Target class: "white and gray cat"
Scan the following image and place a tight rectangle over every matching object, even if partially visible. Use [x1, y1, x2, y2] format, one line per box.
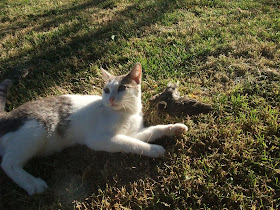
[0, 63, 188, 195]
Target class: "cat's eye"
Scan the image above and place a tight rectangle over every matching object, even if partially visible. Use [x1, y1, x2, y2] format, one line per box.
[104, 88, 110, 94]
[118, 85, 126, 92]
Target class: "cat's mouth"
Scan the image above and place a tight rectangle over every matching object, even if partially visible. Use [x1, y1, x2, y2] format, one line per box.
[109, 101, 122, 109]
[110, 102, 130, 112]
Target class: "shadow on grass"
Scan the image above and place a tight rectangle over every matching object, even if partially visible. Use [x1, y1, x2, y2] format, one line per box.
[257, 0, 280, 7]
[1, 0, 185, 100]
[0, 0, 104, 38]
[0, 143, 173, 209]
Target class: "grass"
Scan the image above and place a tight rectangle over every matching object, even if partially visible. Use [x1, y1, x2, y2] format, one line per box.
[0, 0, 280, 209]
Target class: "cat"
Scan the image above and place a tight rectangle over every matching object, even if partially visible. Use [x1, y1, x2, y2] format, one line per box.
[0, 63, 188, 195]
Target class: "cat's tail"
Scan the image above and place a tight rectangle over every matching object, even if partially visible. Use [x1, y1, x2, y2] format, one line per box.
[0, 79, 13, 112]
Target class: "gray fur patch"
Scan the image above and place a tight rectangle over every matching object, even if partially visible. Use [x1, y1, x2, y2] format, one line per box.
[111, 74, 140, 90]
[0, 96, 72, 138]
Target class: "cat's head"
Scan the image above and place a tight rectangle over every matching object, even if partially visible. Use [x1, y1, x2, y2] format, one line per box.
[101, 63, 142, 113]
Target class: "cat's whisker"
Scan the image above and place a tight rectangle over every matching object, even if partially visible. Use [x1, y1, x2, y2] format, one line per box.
[122, 102, 134, 113]
[122, 96, 137, 101]
[121, 104, 127, 112]
[122, 99, 137, 105]
[124, 100, 136, 109]
[120, 99, 136, 113]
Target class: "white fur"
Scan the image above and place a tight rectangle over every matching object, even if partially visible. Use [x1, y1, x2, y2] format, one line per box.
[0, 64, 188, 195]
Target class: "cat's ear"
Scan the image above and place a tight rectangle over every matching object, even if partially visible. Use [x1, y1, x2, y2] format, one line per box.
[128, 63, 142, 84]
[101, 67, 113, 81]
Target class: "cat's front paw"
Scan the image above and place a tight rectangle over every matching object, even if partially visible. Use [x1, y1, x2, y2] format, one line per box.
[167, 123, 188, 136]
[26, 178, 48, 196]
[147, 145, 166, 158]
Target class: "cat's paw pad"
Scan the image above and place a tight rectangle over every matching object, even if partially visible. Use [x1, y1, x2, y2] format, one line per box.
[26, 178, 48, 195]
[148, 145, 166, 158]
[167, 123, 188, 136]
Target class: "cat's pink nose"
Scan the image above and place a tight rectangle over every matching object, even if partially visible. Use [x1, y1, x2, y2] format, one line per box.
[109, 97, 115, 104]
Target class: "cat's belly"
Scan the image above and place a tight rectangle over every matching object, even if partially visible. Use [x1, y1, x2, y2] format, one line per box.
[36, 133, 75, 156]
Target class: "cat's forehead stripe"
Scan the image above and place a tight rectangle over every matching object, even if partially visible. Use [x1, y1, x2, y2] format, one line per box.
[111, 80, 119, 86]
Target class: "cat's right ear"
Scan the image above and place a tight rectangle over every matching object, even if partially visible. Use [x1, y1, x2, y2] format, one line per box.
[101, 67, 112, 82]
[128, 63, 142, 84]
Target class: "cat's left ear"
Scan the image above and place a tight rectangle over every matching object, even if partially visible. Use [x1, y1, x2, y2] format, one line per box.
[128, 63, 142, 84]
[101, 67, 113, 81]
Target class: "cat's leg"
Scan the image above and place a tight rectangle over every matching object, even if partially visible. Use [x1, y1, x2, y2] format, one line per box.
[86, 135, 166, 158]
[1, 157, 48, 195]
[1, 121, 48, 195]
[133, 123, 188, 142]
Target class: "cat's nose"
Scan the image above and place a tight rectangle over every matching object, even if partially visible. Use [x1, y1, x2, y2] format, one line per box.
[109, 97, 115, 104]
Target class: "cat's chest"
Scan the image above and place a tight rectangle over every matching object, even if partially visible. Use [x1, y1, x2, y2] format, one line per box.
[101, 109, 123, 130]
[98, 109, 139, 134]
[115, 112, 143, 136]
[78, 110, 141, 138]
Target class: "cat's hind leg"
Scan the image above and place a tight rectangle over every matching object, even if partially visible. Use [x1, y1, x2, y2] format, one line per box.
[1, 158, 48, 195]
[133, 123, 188, 142]
[1, 120, 48, 195]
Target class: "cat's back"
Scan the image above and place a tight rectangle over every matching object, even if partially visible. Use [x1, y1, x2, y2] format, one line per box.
[0, 96, 69, 137]
[65, 94, 102, 111]
[0, 94, 102, 138]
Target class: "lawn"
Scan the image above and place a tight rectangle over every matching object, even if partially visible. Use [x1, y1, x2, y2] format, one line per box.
[0, 0, 279, 209]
